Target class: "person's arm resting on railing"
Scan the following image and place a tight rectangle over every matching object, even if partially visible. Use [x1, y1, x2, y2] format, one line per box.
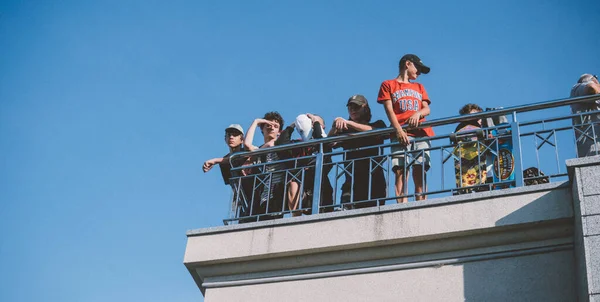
[406, 100, 431, 128]
[337, 118, 374, 132]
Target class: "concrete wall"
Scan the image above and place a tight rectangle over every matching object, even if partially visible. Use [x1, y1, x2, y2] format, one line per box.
[204, 250, 573, 302]
[568, 155, 600, 302]
[185, 179, 580, 301]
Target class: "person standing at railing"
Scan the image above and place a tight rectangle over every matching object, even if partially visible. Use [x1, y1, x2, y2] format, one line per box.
[276, 113, 334, 215]
[244, 112, 286, 220]
[452, 104, 489, 193]
[570, 74, 600, 158]
[377, 54, 434, 203]
[329, 95, 387, 209]
[202, 124, 255, 222]
[202, 124, 246, 174]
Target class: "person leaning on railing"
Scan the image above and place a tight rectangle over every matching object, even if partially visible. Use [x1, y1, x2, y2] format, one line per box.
[377, 54, 434, 203]
[202, 124, 246, 174]
[275, 113, 334, 216]
[570, 74, 600, 158]
[328, 95, 387, 209]
[244, 112, 287, 221]
[202, 124, 255, 222]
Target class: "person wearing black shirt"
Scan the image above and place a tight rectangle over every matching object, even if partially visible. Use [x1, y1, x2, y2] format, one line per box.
[329, 95, 387, 209]
[203, 124, 255, 222]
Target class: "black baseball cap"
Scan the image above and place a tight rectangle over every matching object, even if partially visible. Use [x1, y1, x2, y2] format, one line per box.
[347, 94, 368, 106]
[399, 54, 430, 74]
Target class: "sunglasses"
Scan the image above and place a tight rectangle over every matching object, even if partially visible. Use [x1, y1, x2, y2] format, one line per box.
[225, 131, 242, 137]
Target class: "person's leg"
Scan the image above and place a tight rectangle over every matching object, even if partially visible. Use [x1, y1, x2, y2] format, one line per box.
[267, 183, 285, 220]
[394, 168, 409, 203]
[340, 177, 352, 209]
[287, 181, 302, 216]
[574, 120, 600, 158]
[412, 165, 426, 200]
[351, 160, 377, 208]
[372, 167, 387, 206]
[319, 172, 335, 213]
[391, 139, 410, 203]
[411, 140, 431, 201]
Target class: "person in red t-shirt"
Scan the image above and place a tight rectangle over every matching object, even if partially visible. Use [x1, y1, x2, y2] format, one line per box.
[377, 54, 434, 203]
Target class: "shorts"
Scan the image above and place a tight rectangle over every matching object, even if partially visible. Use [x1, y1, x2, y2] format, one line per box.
[391, 137, 431, 172]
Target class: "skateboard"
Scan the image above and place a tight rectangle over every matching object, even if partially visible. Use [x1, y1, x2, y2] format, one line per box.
[450, 125, 487, 194]
[489, 124, 515, 189]
[482, 108, 516, 189]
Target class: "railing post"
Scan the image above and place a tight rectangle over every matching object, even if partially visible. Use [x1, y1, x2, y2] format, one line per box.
[311, 144, 324, 214]
[511, 113, 525, 187]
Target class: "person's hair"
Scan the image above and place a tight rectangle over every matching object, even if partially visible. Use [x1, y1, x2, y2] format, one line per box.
[578, 73, 597, 83]
[399, 59, 409, 72]
[260, 111, 284, 130]
[349, 104, 372, 123]
[459, 103, 483, 115]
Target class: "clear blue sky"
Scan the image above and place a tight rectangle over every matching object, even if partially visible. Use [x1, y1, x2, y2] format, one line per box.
[1, 0, 598, 301]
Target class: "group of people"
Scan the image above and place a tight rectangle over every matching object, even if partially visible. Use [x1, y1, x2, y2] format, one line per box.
[203, 52, 600, 222]
[203, 54, 434, 220]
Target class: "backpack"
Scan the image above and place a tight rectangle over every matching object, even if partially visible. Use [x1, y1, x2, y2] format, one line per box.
[523, 167, 549, 186]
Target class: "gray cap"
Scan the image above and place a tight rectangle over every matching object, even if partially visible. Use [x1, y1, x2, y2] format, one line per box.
[578, 73, 598, 83]
[225, 124, 244, 135]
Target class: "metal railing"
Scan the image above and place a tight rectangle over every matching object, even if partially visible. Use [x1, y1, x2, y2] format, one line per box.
[223, 94, 600, 224]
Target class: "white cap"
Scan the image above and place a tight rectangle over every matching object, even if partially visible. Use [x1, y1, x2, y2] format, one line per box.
[225, 124, 244, 135]
[295, 114, 313, 142]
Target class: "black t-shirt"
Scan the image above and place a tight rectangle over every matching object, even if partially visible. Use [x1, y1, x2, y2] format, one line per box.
[336, 120, 387, 160]
[218, 149, 253, 185]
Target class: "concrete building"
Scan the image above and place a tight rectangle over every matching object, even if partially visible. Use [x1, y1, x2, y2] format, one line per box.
[184, 156, 600, 302]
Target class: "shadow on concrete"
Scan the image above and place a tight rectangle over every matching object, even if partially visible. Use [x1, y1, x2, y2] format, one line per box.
[462, 189, 575, 301]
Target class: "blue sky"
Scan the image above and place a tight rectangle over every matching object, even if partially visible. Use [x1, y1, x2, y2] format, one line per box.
[1, 0, 599, 301]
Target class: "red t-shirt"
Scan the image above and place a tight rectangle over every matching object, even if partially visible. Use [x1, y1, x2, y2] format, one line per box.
[377, 80, 435, 137]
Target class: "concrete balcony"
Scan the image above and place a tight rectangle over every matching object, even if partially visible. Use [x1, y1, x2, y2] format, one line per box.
[184, 156, 600, 301]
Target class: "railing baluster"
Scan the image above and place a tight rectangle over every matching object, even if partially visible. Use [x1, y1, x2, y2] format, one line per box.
[511, 115, 525, 187]
[311, 143, 324, 215]
[554, 130, 560, 174]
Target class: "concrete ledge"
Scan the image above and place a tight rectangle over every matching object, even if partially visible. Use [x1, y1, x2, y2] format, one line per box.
[202, 243, 573, 288]
[198, 233, 573, 285]
[187, 181, 569, 236]
[566, 155, 600, 169]
[184, 184, 572, 266]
